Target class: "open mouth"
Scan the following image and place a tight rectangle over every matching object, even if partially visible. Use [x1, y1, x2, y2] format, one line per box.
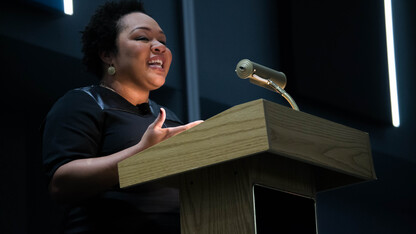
[148, 59, 163, 69]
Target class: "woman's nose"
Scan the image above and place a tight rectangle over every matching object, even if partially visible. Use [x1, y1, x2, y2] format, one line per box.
[151, 40, 166, 54]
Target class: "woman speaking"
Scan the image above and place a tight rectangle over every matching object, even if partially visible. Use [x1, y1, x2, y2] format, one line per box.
[42, 1, 202, 233]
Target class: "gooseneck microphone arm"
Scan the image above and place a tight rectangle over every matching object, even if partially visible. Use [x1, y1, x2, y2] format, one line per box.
[254, 74, 299, 111]
[235, 59, 299, 111]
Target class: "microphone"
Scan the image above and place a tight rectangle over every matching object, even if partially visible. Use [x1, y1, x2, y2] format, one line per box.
[235, 59, 299, 111]
[235, 59, 287, 91]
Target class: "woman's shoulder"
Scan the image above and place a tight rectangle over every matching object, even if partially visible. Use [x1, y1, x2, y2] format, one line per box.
[54, 85, 121, 110]
[46, 85, 104, 119]
[53, 85, 100, 107]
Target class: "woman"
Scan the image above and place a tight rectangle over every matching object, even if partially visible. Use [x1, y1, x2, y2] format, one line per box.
[42, 1, 202, 233]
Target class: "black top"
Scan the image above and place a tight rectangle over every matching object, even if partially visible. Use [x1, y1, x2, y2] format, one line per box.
[42, 85, 182, 234]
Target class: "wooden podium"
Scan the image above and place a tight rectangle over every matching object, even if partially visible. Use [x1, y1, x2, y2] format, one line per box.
[118, 99, 376, 234]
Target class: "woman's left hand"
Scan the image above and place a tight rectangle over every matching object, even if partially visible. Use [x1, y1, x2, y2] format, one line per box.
[138, 108, 203, 150]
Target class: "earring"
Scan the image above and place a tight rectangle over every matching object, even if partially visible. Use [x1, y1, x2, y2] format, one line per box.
[108, 64, 116, 75]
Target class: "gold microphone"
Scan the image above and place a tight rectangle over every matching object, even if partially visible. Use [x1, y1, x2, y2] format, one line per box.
[235, 59, 299, 111]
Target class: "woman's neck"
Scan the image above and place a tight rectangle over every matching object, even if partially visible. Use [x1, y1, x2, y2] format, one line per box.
[100, 79, 149, 105]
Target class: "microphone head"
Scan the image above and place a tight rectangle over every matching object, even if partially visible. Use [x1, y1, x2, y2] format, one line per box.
[235, 59, 254, 79]
[235, 59, 287, 90]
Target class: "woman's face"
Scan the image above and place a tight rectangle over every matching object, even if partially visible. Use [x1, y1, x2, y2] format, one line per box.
[112, 12, 172, 92]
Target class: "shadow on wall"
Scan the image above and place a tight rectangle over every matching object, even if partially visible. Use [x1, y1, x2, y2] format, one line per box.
[0, 34, 96, 234]
[317, 150, 416, 234]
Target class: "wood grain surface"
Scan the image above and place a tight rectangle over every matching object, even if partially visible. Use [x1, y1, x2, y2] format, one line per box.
[263, 100, 375, 180]
[119, 99, 375, 189]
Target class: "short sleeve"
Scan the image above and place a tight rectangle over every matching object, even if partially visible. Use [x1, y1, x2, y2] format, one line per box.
[42, 90, 104, 183]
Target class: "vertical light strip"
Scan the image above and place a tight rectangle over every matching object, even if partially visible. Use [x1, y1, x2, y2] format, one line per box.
[63, 0, 73, 15]
[182, 0, 201, 121]
[384, 0, 400, 127]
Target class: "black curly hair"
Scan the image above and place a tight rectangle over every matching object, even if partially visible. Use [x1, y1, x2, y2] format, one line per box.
[81, 0, 146, 79]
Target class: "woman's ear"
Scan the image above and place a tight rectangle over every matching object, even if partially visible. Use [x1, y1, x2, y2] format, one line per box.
[100, 51, 114, 65]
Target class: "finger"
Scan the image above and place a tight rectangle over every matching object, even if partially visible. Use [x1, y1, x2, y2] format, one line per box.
[184, 120, 204, 129]
[167, 120, 204, 137]
[152, 108, 166, 129]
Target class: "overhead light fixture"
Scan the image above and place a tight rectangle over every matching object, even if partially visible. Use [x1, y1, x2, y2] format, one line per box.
[63, 0, 73, 15]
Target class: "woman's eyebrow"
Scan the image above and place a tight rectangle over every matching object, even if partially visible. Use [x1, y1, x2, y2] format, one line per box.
[129, 26, 165, 35]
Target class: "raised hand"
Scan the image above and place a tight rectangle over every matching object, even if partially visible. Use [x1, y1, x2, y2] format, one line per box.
[138, 108, 203, 150]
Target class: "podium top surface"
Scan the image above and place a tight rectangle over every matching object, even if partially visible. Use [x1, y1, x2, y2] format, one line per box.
[118, 99, 375, 189]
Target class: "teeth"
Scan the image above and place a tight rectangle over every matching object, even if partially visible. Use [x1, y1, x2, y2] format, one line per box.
[148, 59, 163, 66]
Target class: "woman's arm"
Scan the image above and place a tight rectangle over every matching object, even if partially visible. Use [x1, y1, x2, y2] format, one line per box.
[49, 108, 203, 203]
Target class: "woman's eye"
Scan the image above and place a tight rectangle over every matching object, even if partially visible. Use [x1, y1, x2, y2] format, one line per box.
[135, 37, 149, 41]
[159, 41, 167, 45]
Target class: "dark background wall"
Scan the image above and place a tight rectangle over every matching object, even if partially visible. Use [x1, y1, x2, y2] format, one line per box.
[0, 0, 415, 233]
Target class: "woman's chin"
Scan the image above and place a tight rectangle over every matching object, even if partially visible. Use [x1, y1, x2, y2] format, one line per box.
[148, 79, 166, 91]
